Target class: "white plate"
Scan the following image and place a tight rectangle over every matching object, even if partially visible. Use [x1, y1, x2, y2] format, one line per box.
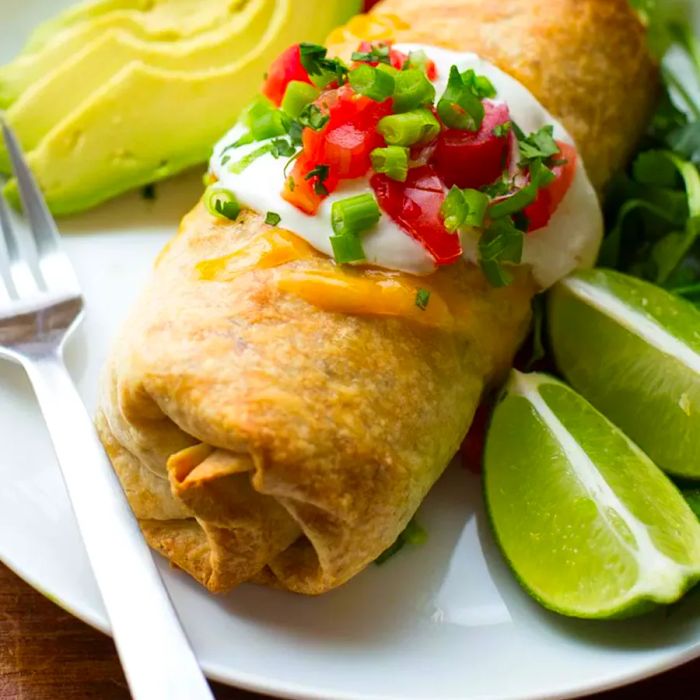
[1, 2, 700, 699]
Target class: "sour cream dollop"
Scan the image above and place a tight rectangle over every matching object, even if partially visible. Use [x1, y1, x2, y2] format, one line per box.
[210, 44, 603, 289]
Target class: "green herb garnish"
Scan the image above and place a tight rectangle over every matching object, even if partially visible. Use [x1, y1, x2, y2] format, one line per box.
[392, 69, 436, 113]
[349, 64, 395, 102]
[478, 217, 525, 287]
[375, 519, 428, 565]
[514, 123, 560, 164]
[493, 121, 512, 138]
[265, 211, 281, 226]
[415, 288, 431, 310]
[370, 145, 410, 182]
[204, 185, 240, 221]
[441, 186, 489, 232]
[377, 108, 440, 146]
[298, 103, 329, 131]
[304, 163, 331, 195]
[299, 43, 349, 87]
[602, 4, 700, 299]
[351, 43, 391, 65]
[437, 65, 486, 131]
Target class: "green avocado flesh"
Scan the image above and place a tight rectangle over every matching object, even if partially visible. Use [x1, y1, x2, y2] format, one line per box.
[1, 0, 261, 105]
[1, 0, 361, 215]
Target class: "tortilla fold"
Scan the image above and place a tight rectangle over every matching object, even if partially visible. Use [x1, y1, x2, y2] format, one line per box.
[98, 0, 657, 594]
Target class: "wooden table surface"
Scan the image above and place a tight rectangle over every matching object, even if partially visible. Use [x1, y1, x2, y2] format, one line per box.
[1, 562, 697, 700]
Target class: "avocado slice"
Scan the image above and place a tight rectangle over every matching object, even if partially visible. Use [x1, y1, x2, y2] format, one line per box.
[4, 0, 362, 216]
[0, 0, 276, 172]
[21, 0, 155, 55]
[0, 0, 257, 106]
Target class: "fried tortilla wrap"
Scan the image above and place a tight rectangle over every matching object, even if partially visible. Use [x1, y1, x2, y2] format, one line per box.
[97, 0, 658, 594]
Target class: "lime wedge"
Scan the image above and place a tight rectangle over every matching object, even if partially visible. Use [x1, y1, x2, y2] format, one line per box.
[548, 268, 700, 480]
[484, 371, 700, 619]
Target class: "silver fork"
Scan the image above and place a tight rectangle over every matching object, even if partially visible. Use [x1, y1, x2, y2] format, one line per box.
[0, 123, 214, 700]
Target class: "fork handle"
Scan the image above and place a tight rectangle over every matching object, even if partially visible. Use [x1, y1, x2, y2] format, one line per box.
[22, 350, 214, 700]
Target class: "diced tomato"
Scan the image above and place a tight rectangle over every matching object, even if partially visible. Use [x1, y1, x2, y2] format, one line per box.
[371, 165, 462, 265]
[262, 44, 314, 107]
[354, 41, 438, 80]
[432, 101, 511, 189]
[523, 141, 578, 232]
[283, 86, 391, 214]
[303, 86, 392, 179]
[364, 0, 382, 9]
[460, 403, 492, 474]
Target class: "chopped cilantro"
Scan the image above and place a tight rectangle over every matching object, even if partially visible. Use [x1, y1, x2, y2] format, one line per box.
[514, 124, 560, 163]
[304, 163, 330, 195]
[375, 518, 427, 565]
[268, 137, 296, 158]
[298, 103, 329, 131]
[478, 217, 524, 287]
[299, 43, 349, 87]
[415, 288, 431, 310]
[493, 121, 512, 138]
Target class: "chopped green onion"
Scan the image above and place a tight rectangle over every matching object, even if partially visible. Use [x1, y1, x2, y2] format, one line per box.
[415, 288, 431, 310]
[298, 103, 329, 131]
[404, 50, 430, 74]
[349, 64, 395, 102]
[204, 185, 240, 221]
[351, 43, 391, 65]
[461, 69, 496, 99]
[245, 96, 289, 141]
[392, 69, 436, 112]
[331, 193, 381, 237]
[377, 63, 400, 78]
[265, 211, 281, 226]
[281, 81, 320, 119]
[437, 65, 486, 131]
[441, 186, 489, 231]
[377, 108, 441, 146]
[330, 234, 366, 263]
[370, 146, 409, 181]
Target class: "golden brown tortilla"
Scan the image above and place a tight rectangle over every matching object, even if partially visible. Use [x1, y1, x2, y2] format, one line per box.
[97, 0, 658, 594]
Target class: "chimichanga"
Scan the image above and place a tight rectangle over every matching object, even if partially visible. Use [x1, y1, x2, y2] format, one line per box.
[97, 0, 658, 594]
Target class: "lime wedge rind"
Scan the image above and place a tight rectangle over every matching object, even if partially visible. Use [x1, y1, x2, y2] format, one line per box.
[561, 275, 700, 376]
[485, 370, 700, 619]
[512, 372, 700, 607]
[548, 269, 700, 480]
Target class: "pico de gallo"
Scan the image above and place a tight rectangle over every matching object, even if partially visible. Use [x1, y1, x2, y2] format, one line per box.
[206, 41, 583, 288]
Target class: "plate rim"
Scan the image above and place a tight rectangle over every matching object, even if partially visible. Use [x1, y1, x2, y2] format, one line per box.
[3, 545, 699, 700]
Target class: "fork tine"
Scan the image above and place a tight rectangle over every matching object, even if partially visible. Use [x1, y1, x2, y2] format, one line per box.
[0, 191, 41, 300]
[1, 121, 80, 297]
